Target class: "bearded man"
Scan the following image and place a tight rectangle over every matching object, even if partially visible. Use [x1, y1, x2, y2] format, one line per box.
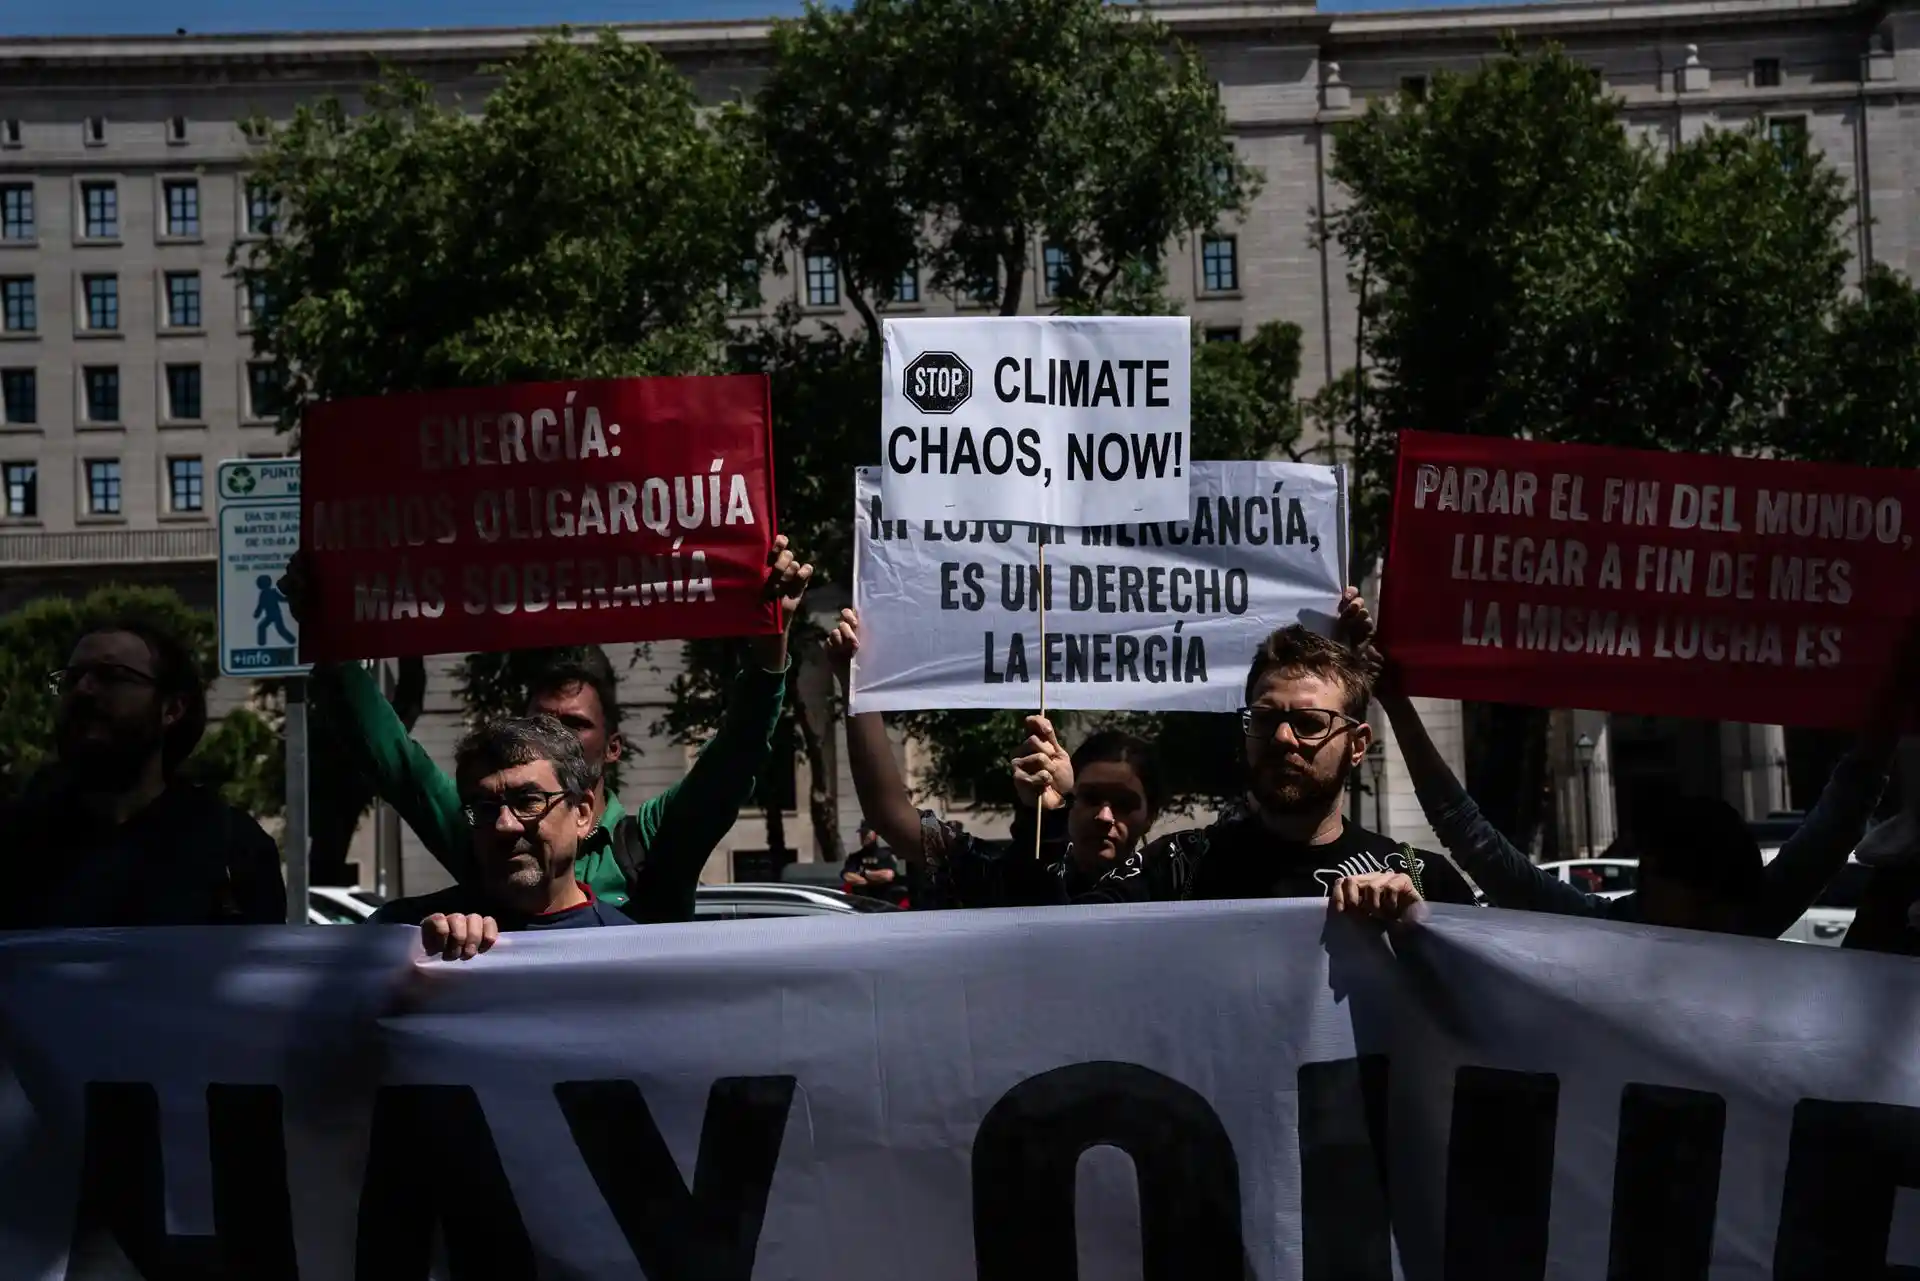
[1, 620, 285, 928]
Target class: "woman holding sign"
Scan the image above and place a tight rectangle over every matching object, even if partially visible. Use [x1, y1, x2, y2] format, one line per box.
[824, 608, 1168, 908]
[1341, 588, 1908, 938]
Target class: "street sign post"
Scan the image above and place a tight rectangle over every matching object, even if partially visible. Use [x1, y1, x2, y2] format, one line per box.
[214, 459, 309, 925]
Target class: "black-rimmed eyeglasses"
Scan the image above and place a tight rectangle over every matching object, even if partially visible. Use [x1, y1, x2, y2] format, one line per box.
[1238, 706, 1360, 745]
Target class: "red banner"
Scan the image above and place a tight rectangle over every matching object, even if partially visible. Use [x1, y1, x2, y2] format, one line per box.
[299, 375, 779, 662]
[1380, 430, 1920, 729]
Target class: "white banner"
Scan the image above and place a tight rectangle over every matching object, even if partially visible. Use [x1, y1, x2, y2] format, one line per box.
[851, 461, 1348, 713]
[6, 908, 1920, 1280]
[880, 316, 1192, 526]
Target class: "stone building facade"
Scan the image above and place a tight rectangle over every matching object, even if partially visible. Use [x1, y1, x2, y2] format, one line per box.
[2, 0, 1910, 890]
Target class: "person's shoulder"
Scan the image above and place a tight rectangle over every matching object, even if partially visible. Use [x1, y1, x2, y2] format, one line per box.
[592, 899, 642, 926]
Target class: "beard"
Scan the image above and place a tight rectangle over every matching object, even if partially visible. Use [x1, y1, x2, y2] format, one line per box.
[55, 701, 164, 790]
[485, 838, 549, 893]
[1250, 749, 1352, 816]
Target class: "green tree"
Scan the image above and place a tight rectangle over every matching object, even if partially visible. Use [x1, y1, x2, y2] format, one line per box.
[1323, 41, 1876, 850]
[242, 32, 766, 868]
[755, 0, 1258, 342]
[1787, 263, 1920, 469]
[0, 586, 279, 813]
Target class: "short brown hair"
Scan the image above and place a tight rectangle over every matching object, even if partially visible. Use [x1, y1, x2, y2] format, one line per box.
[1243, 625, 1373, 719]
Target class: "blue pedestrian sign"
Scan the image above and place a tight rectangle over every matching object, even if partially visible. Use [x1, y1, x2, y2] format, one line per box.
[216, 459, 309, 678]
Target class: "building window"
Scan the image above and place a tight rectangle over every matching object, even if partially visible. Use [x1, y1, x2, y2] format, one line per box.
[1, 369, 35, 424]
[1769, 115, 1808, 153]
[245, 183, 275, 236]
[242, 278, 269, 328]
[1, 278, 33, 332]
[803, 252, 839, 308]
[1204, 326, 1242, 343]
[1754, 58, 1782, 88]
[164, 272, 202, 328]
[1, 120, 19, 148]
[167, 115, 188, 144]
[0, 184, 32, 241]
[163, 179, 200, 237]
[168, 456, 204, 512]
[894, 265, 920, 305]
[728, 257, 762, 311]
[81, 182, 118, 239]
[3, 461, 36, 517]
[84, 117, 105, 146]
[1201, 235, 1239, 293]
[83, 367, 119, 423]
[247, 362, 282, 420]
[85, 459, 122, 515]
[1401, 74, 1429, 99]
[166, 363, 202, 420]
[1042, 245, 1078, 300]
[82, 274, 118, 331]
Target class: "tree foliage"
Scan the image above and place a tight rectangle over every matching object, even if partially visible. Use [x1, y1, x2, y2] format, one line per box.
[1323, 40, 1915, 851]
[0, 586, 281, 814]
[755, 0, 1258, 338]
[240, 31, 764, 413]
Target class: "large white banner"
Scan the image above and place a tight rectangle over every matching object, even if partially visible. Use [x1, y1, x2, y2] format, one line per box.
[880, 316, 1192, 526]
[852, 460, 1349, 713]
[6, 907, 1920, 1280]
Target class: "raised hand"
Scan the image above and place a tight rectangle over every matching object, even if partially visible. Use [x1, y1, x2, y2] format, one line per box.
[749, 535, 816, 672]
[1011, 715, 1073, 811]
[824, 607, 861, 695]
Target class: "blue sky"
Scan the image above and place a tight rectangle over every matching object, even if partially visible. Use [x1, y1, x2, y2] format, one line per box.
[8, 0, 1485, 38]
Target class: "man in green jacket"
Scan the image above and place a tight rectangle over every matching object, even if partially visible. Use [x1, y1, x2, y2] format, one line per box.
[282, 536, 812, 922]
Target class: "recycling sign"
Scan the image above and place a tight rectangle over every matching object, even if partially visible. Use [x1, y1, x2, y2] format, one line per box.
[215, 459, 308, 678]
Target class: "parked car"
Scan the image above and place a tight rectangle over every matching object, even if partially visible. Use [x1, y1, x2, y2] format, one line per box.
[695, 884, 903, 920]
[1766, 850, 1868, 946]
[307, 886, 385, 924]
[1537, 858, 1639, 900]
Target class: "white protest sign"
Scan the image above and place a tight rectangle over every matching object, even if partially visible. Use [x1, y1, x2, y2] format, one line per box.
[215, 458, 308, 678]
[880, 316, 1191, 526]
[851, 461, 1348, 713]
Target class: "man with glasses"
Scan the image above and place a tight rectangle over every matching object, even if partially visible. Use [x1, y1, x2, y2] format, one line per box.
[370, 715, 636, 957]
[1, 620, 285, 928]
[1080, 617, 1477, 913]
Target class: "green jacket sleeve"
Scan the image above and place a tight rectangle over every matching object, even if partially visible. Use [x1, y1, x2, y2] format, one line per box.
[312, 661, 473, 882]
[623, 662, 787, 923]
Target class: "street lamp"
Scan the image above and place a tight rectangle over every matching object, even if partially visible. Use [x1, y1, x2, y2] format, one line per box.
[1366, 741, 1387, 832]
[1575, 733, 1596, 857]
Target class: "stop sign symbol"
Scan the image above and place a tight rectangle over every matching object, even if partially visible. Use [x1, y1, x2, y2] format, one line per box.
[903, 351, 973, 415]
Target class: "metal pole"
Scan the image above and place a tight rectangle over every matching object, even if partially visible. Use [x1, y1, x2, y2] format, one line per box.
[1579, 761, 1595, 859]
[285, 678, 310, 925]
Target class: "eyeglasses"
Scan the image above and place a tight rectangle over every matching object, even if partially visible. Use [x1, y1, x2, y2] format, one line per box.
[46, 663, 158, 696]
[462, 790, 572, 828]
[1239, 706, 1360, 745]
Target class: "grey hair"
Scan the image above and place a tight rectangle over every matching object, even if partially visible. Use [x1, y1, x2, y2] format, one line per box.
[453, 714, 600, 799]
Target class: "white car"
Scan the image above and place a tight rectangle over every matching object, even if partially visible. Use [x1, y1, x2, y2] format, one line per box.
[306, 886, 386, 924]
[307, 883, 896, 924]
[1765, 850, 1868, 946]
[1537, 858, 1639, 900]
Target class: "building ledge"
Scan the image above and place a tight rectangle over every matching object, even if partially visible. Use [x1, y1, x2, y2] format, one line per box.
[0, 524, 216, 567]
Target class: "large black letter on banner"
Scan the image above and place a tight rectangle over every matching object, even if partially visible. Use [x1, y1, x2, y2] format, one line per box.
[1298, 1055, 1393, 1281]
[553, 1076, 797, 1281]
[66, 1082, 295, 1281]
[1607, 1084, 1723, 1281]
[1443, 1066, 1558, 1281]
[971, 1061, 1242, 1281]
[354, 1085, 534, 1281]
[1775, 1098, 1920, 1280]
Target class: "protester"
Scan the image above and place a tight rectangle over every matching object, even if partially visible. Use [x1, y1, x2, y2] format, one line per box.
[0, 620, 285, 928]
[826, 607, 1134, 907]
[1843, 800, 1920, 954]
[371, 715, 637, 957]
[1076, 617, 1476, 915]
[841, 823, 905, 904]
[1341, 588, 1903, 935]
[283, 536, 812, 923]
